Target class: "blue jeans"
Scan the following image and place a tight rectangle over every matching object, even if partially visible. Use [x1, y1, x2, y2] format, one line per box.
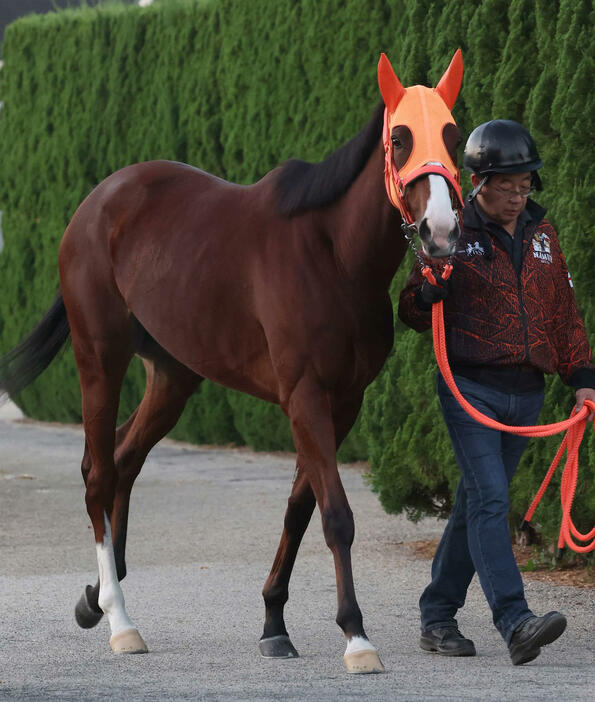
[419, 373, 545, 644]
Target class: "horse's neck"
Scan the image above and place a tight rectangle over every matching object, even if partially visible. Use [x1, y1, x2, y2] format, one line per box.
[324, 144, 407, 293]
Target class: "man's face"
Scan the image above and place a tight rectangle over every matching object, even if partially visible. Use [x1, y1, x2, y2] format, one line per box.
[472, 172, 532, 228]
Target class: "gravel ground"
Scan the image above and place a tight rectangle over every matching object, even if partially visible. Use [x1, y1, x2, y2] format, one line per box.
[0, 409, 593, 701]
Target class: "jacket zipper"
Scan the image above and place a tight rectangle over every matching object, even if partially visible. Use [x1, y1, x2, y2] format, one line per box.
[517, 233, 533, 362]
[516, 275, 530, 361]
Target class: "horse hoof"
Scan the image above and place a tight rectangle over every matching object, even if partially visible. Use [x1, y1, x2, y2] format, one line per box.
[259, 634, 299, 658]
[344, 649, 385, 674]
[109, 628, 148, 654]
[75, 585, 103, 629]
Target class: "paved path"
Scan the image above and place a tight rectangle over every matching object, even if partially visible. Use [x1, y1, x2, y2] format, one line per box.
[0, 414, 593, 701]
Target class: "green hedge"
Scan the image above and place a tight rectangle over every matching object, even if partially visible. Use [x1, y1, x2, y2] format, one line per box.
[0, 0, 592, 547]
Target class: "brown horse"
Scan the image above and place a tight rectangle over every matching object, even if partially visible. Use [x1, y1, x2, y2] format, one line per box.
[0, 51, 463, 673]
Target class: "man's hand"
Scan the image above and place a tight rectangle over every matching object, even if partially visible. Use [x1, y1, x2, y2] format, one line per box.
[414, 274, 450, 310]
[575, 387, 595, 421]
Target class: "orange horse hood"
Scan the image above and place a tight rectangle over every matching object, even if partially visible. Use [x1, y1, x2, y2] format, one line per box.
[378, 50, 464, 221]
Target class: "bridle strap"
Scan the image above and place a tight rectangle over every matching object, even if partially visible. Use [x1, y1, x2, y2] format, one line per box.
[383, 107, 464, 228]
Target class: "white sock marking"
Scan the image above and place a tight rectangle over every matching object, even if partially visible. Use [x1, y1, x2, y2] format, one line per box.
[345, 635, 377, 655]
[96, 512, 135, 637]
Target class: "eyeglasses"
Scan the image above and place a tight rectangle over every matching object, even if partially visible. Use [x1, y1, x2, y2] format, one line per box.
[489, 184, 534, 200]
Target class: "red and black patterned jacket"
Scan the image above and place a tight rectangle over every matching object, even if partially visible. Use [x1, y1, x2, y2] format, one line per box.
[398, 197, 595, 393]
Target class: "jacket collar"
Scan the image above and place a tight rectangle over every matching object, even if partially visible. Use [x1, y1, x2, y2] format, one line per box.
[462, 195, 546, 232]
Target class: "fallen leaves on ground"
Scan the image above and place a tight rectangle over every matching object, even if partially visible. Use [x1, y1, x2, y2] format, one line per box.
[405, 538, 594, 589]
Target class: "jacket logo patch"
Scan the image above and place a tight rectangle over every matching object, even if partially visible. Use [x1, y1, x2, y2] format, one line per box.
[461, 241, 485, 257]
[532, 232, 552, 263]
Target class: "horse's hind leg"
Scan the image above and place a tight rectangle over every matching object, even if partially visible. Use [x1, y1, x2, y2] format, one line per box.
[72, 327, 148, 653]
[75, 353, 201, 644]
[260, 467, 316, 658]
[76, 412, 139, 629]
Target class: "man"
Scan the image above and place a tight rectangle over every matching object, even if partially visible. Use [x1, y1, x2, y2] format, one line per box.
[397, 120, 595, 665]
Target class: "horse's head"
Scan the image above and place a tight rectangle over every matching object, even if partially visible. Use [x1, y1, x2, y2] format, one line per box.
[378, 50, 464, 258]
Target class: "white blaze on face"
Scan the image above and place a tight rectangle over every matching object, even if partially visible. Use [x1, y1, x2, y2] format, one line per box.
[422, 174, 458, 254]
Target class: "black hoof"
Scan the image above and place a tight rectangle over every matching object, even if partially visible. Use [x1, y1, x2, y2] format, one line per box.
[75, 585, 104, 629]
[259, 634, 299, 659]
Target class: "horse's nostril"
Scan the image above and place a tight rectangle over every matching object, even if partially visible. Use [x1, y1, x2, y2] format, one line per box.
[449, 220, 461, 243]
[419, 218, 430, 242]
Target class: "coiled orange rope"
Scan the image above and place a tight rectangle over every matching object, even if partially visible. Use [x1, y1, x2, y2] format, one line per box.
[422, 265, 595, 554]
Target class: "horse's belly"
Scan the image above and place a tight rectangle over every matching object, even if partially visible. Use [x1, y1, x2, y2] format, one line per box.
[197, 351, 280, 404]
[129, 284, 280, 403]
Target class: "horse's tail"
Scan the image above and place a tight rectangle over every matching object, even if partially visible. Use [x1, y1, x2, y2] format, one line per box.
[0, 291, 71, 401]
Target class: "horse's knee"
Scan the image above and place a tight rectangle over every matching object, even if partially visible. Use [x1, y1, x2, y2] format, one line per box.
[320, 504, 354, 549]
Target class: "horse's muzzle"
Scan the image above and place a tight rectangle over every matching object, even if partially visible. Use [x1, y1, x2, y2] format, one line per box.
[419, 217, 460, 258]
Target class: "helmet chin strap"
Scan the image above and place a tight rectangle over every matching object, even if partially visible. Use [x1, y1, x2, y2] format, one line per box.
[469, 175, 488, 200]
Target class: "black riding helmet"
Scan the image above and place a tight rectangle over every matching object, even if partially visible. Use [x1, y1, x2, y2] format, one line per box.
[463, 119, 543, 192]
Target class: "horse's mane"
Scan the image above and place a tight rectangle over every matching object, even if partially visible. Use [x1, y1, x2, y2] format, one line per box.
[275, 102, 385, 217]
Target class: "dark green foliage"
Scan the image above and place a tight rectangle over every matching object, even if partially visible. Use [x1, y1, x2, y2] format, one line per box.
[492, 0, 537, 120]
[462, 0, 510, 128]
[0, 0, 592, 548]
[168, 381, 243, 447]
[525, 0, 559, 184]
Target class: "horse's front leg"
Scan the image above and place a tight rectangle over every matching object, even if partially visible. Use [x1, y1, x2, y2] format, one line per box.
[285, 373, 384, 674]
[260, 467, 316, 658]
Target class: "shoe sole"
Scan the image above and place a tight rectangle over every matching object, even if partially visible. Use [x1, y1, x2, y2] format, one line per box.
[420, 639, 476, 657]
[510, 613, 567, 666]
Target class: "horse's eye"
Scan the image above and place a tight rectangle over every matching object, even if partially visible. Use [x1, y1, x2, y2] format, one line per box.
[391, 136, 402, 148]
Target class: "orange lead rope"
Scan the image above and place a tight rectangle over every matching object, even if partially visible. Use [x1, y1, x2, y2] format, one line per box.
[422, 265, 595, 554]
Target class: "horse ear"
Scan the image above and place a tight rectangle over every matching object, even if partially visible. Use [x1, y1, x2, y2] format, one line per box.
[435, 48, 463, 110]
[377, 53, 406, 113]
